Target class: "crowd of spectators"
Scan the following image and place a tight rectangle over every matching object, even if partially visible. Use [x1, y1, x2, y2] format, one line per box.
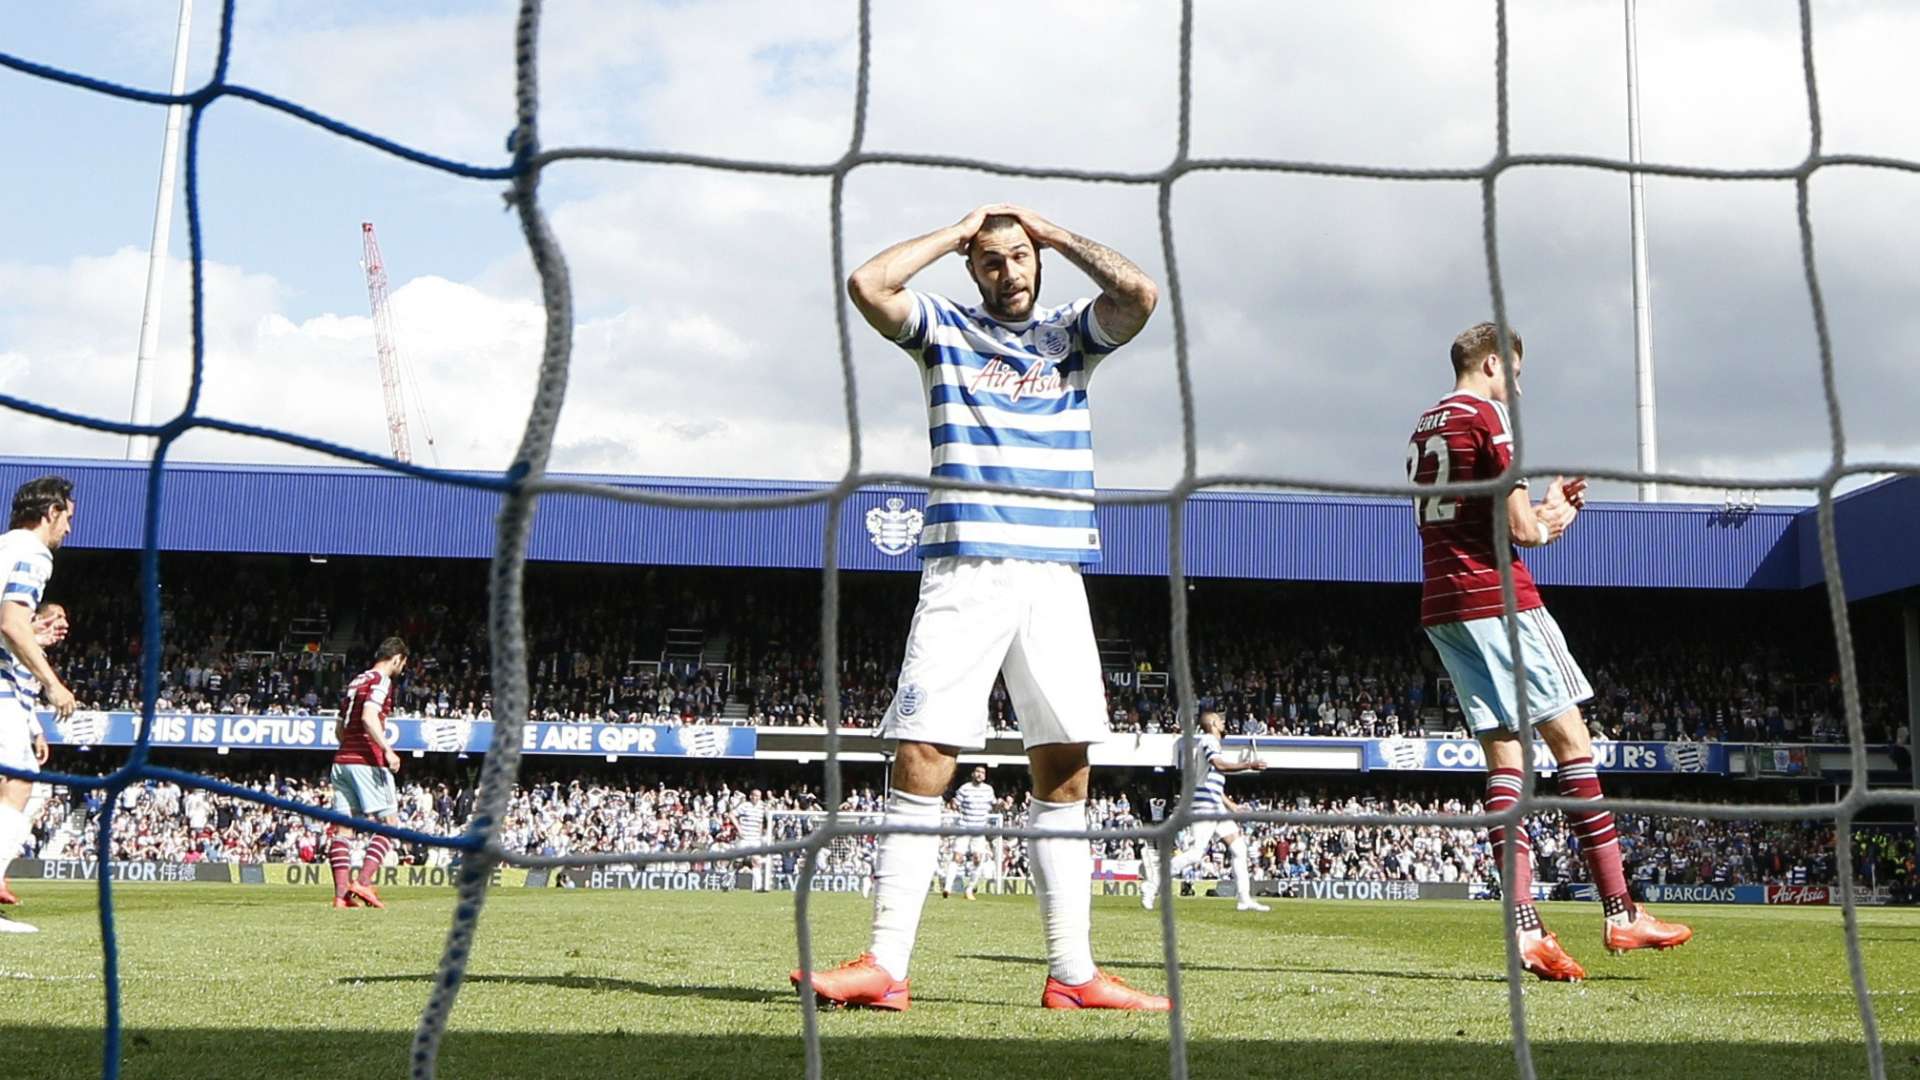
[20, 765, 1915, 903]
[36, 554, 1911, 747]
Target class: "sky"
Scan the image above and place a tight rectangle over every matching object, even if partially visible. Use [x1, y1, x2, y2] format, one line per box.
[1, 0, 1916, 505]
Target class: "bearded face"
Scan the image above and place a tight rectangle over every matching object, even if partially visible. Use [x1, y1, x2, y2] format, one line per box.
[968, 223, 1041, 321]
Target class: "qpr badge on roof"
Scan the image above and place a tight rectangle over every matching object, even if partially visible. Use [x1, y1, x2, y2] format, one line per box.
[865, 497, 924, 557]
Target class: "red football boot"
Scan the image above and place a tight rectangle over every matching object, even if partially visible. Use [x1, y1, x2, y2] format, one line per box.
[1519, 930, 1587, 982]
[330, 897, 354, 910]
[1042, 970, 1171, 1011]
[0, 881, 20, 905]
[790, 953, 911, 1011]
[1604, 908, 1693, 955]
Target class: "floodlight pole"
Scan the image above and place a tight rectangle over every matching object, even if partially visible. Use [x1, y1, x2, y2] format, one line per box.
[126, 0, 194, 461]
[1625, 0, 1658, 502]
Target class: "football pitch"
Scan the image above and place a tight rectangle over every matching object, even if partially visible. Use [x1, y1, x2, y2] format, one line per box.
[2, 884, 1917, 1080]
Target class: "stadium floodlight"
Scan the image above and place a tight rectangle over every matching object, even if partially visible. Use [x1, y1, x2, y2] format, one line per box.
[124, 0, 194, 462]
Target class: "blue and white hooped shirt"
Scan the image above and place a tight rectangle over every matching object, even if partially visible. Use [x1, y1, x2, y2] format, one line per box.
[893, 290, 1120, 564]
[1187, 733, 1229, 811]
[0, 528, 53, 703]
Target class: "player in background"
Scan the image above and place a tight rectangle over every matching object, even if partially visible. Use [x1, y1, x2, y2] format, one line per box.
[733, 788, 770, 892]
[937, 835, 961, 900]
[1140, 711, 1270, 912]
[328, 637, 408, 910]
[795, 205, 1168, 1012]
[0, 602, 70, 907]
[0, 478, 77, 933]
[1408, 322, 1691, 981]
[951, 765, 998, 900]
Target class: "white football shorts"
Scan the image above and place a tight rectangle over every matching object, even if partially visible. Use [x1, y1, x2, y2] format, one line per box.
[880, 556, 1109, 752]
[1425, 607, 1594, 735]
[1181, 818, 1243, 853]
[0, 692, 38, 775]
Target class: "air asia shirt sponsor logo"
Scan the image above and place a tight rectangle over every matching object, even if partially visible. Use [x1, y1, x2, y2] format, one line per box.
[1766, 885, 1832, 905]
[968, 357, 1066, 401]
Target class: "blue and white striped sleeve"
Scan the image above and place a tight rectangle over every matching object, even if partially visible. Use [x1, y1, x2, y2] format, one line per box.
[891, 289, 937, 352]
[1073, 298, 1122, 360]
[3, 556, 49, 609]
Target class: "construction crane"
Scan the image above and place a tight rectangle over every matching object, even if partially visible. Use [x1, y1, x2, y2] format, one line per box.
[359, 221, 437, 464]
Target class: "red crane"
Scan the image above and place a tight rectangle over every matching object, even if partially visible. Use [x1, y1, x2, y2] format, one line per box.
[360, 221, 427, 463]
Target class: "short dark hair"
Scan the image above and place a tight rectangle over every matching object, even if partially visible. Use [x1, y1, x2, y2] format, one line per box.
[979, 213, 1023, 236]
[10, 475, 73, 530]
[969, 214, 1031, 260]
[376, 637, 410, 662]
[1450, 322, 1523, 375]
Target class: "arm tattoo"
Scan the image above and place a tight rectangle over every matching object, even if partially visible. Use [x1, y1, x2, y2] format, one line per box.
[1054, 231, 1157, 342]
[1058, 232, 1146, 293]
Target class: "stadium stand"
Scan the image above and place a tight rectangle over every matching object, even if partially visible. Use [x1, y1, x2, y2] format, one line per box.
[39, 551, 1909, 745]
[21, 761, 1914, 901]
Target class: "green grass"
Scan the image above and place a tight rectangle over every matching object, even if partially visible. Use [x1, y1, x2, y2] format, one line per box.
[2, 883, 1917, 1079]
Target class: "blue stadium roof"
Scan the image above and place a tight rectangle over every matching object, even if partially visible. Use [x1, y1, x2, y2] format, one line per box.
[1, 457, 1912, 596]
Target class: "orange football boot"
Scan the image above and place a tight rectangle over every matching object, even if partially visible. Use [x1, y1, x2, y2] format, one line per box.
[1519, 930, 1588, 982]
[345, 881, 386, 909]
[790, 953, 911, 1011]
[1604, 908, 1693, 955]
[1042, 970, 1171, 1011]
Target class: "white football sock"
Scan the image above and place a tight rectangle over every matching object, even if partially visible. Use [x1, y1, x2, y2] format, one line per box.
[1140, 843, 1162, 907]
[866, 790, 944, 980]
[0, 804, 28, 879]
[1229, 834, 1252, 903]
[1030, 799, 1097, 986]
